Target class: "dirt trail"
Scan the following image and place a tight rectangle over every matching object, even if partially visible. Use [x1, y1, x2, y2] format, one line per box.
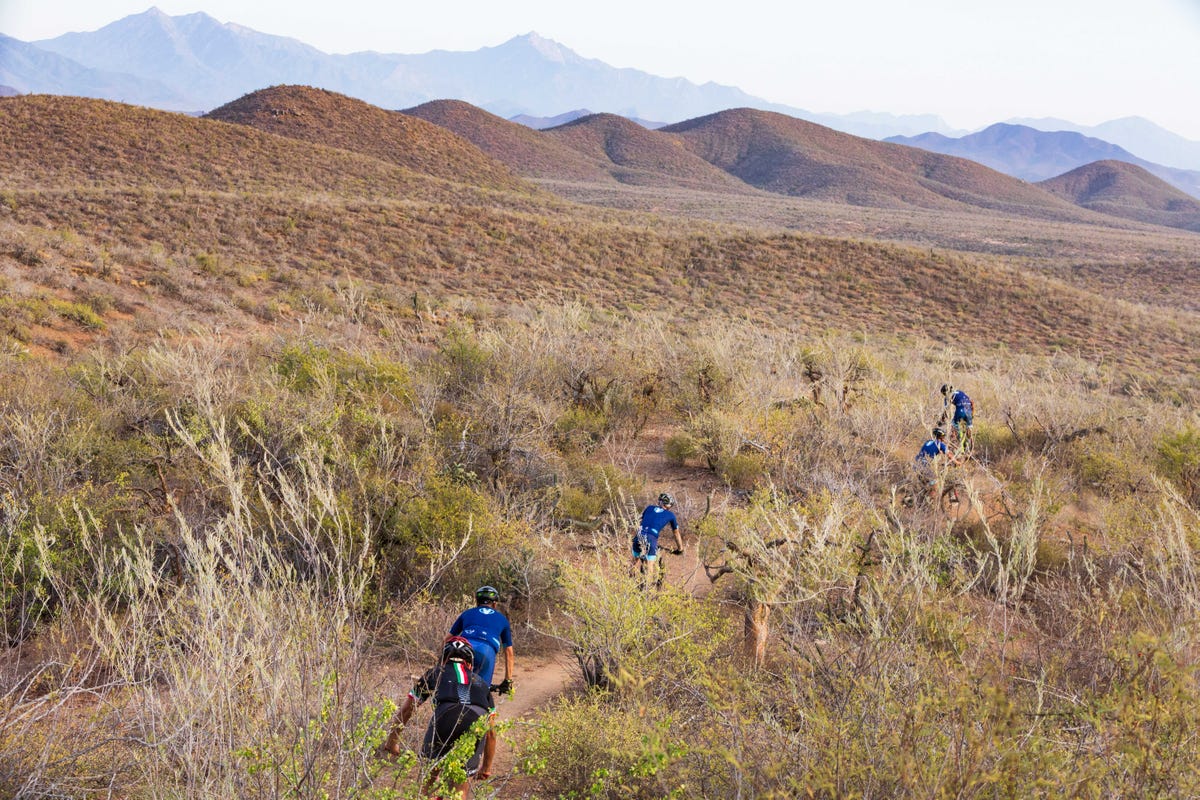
[480, 654, 575, 797]
[379, 420, 723, 798]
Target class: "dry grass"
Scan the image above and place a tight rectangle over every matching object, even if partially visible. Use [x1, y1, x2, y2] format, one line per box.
[402, 99, 615, 183]
[206, 85, 531, 194]
[2, 90, 1200, 798]
[1040, 160, 1200, 232]
[542, 112, 758, 192]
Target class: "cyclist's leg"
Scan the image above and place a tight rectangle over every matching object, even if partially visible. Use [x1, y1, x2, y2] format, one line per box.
[634, 535, 659, 587]
[954, 410, 974, 452]
[653, 550, 668, 589]
[631, 533, 646, 576]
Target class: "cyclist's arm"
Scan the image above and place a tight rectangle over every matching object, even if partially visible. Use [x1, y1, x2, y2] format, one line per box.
[672, 526, 684, 553]
[502, 645, 514, 682]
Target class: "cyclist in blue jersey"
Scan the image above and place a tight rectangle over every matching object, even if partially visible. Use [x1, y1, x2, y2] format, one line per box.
[940, 383, 974, 451]
[383, 636, 496, 798]
[914, 427, 960, 503]
[631, 492, 684, 586]
[449, 586, 514, 693]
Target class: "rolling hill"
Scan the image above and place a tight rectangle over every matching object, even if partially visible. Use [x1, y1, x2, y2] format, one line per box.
[888, 123, 1200, 200]
[542, 113, 758, 192]
[0, 93, 529, 205]
[205, 86, 529, 193]
[1038, 160, 1200, 232]
[401, 99, 613, 183]
[660, 108, 1100, 221]
[1, 94, 1198, 372]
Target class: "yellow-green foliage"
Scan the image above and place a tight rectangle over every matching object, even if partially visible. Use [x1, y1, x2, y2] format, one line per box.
[377, 470, 523, 594]
[1157, 425, 1200, 503]
[521, 697, 688, 800]
[663, 430, 701, 465]
[554, 559, 733, 690]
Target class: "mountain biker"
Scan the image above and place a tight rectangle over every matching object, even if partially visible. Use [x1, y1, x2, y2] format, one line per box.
[940, 383, 974, 450]
[449, 586, 514, 693]
[383, 636, 496, 799]
[631, 492, 684, 584]
[915, 427, 961, 503]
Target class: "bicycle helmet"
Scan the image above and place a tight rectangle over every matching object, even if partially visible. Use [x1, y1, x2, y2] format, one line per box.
[658, 492, 674, 507]
[932, 427, 947, 439]
[442, 635, 474, 665]
[940, 383, 953, 396]
[475, 585, 500, 604]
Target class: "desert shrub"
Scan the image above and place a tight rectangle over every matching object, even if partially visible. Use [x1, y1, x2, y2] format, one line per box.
[520, 696, 689, 800]
[376, 469, 524, 597]
[44, 299, 104, 330]
[682, 407, 743, 471]
[1156, 425, 1200, 505]
[555, 484, 606, 525]
[552, 558, 732, 691]
[1072, 438, 1148, 495]
[435, 324, 491, 399]
[716, 450, 767, 490]
[553, 404, 609, 454]
[0, 414, 415, 798]
[663, 430, 700, 466]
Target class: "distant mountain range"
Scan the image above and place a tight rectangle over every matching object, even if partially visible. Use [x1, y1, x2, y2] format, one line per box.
[887, 124, 1200, 200]
[4, 7, 1200, 205]
[1, 7, 958, 137]
[510, 109, 666, 130]
[1007, 117, 1200, 173]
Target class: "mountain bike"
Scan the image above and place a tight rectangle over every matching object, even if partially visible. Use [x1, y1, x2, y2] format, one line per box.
[630, 533, 683, 590]
[901, 470, 968, 521]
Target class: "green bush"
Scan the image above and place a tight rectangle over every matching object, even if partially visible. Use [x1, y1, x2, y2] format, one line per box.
[376, 472, 523, 596]
[716, 451, 766, 490]
[554, 405, 609, 454]
[520, 696, 688, 799]
[1157, 426, 1200, 504]
[663, 431, 700, 466]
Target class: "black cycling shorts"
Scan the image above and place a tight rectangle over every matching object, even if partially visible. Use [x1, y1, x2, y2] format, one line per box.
[422, 703, 490, 774]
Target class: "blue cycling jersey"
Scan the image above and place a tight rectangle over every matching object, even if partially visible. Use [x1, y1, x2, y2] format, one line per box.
[638, 505, 678, 541]
[450, 606, 512, 653]
[916, 438, 948, 463]
[450, 606, 512, 683]
[949, 390, 972, 415]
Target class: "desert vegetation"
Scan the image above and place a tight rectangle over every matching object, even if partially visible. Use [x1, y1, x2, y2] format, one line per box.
[2, 304, 1199, 797]
[1, 91, 1199, 798]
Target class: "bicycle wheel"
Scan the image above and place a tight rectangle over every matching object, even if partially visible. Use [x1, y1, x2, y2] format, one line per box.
[940, 483, 966, 521]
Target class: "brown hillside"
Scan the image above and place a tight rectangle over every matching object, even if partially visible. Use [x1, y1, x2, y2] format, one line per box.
[543, 113, 759, 193]
[4, 186, 1198, 375]
[205, 86, 530, 193]
[661, 108, 1101, 220]
[402, 99, 613, 183]
[1, 93, 1197, 370]
[0, 94, 530, 204]
[1038, 160, 1200, 232]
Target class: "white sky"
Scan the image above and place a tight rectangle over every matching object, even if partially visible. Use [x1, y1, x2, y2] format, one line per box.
[3, 0, 1199, 139]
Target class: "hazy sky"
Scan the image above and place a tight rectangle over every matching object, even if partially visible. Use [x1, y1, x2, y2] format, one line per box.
[4, 0, 1199, 138]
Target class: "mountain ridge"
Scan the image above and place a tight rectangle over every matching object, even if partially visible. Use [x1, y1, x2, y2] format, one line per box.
[888, 123, 1200, 200]
[1007, 115, 1200, 172]
[661, 108, 1099, 221]
[204, 85, 530, 193]
[12, 9, 954, 136]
